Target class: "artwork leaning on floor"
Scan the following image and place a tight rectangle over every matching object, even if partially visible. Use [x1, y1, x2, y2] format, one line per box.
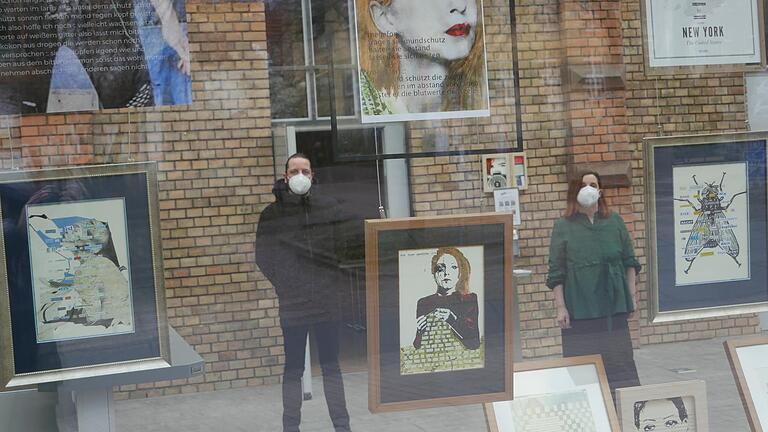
[484, 355, 620, 432]
[724, 336, 768, 432]
[0, 162, 170, 388]
[365, 213, 513, 413]
[645, 132, 768, 322]
[616, 380, 708, 432]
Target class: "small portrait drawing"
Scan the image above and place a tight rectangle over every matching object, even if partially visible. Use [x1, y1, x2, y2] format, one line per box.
[634, 397, 691, 432]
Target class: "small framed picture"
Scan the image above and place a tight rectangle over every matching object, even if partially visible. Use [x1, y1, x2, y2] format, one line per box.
[724, 336, 768, 432]
[365, 212, 514, 412]
[616, 380, 708, 432]
[484, 355, 620, 432]
[482, 153, 512, 193]
[481, 152, 528, 194]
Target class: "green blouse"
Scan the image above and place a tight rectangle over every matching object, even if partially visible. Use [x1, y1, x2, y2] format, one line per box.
[546, 212, 641, 320]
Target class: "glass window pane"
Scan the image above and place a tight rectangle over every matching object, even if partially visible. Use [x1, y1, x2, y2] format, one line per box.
[269, 69, 309, 119]
[311, 0, 353, 67]
[315, 68, 356, 118]
[265, 0, 306, 67]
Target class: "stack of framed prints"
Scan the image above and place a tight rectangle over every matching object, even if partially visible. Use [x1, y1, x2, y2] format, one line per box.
[616, 380, 708, 432]
[644, 132, 768, 322]
[365, 213, 514, 412]
[484, 355, 619, 432]
[0, 162, 170, 388]
[725, 336, 768, 432]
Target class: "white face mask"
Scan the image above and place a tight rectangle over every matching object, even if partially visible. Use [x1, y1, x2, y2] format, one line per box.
[577, 185, 600, 208]
[288, 174, 312, 195]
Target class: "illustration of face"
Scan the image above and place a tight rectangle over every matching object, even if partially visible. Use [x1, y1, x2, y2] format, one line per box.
[636, 399, 689, 432]
[369, 0, 478, 62]
[434, 253, 459, 294]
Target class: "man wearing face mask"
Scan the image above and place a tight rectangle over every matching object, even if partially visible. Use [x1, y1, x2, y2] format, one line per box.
[546, 171, 642, 400]
[255, 153, 352, 432]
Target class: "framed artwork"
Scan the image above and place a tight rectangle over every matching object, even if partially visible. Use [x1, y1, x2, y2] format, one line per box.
[642, 0, 766, 73]
[365, 212, 513, 412]
[482, 152, 528, 194]
[724, 336, 768, 432]
[616, 380, 708, 432]
[0, 162, 170, 388]
[484, 355, 619, 432]
[644, 132, 768, 322]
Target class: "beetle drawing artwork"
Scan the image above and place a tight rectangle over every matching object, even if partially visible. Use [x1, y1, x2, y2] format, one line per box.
[674, 172, 747, 274]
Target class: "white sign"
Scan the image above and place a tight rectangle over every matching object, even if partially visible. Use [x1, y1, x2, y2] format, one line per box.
[494, 188, 521, 226]
[645, 0, 762, 67]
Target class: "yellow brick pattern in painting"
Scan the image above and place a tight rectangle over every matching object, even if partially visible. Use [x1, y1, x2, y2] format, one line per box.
[400, 314, 485, 376]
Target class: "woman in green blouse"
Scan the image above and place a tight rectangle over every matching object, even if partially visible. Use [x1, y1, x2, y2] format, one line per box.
[546, 171, 642, 398]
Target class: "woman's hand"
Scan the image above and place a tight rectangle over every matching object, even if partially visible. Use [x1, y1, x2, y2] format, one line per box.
[556, 305, 571, 329]
[416, 315, 428, 333]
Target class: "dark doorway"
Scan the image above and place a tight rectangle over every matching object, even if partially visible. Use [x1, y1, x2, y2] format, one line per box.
[296, 127, 382, 372]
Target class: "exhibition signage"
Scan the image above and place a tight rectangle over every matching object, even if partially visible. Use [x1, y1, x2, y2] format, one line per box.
[644, 0, 763, 68]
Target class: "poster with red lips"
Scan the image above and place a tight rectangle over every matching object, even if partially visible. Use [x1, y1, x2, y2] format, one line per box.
[354, 0, 491, 123]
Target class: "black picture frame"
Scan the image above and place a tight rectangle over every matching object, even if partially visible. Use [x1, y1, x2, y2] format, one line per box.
[0, 162, 169, 388]
[645, 132, 768, 322]
[365, 212, 513, 412]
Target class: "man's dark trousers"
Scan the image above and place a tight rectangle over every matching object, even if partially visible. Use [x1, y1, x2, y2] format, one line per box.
[282, 321, 350, 432]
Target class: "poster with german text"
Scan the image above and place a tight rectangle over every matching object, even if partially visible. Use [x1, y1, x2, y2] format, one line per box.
[0, 0, 191, 114]
[354, 0, 490, 123]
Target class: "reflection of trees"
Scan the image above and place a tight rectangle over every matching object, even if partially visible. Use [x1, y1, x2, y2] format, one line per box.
[268, 73, 308, 119]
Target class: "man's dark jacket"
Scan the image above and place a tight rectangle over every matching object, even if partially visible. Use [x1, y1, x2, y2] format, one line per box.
[255, 179, 346, 327]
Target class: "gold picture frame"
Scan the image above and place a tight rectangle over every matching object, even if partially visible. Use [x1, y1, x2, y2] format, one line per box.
[644, 131, 768, 322]
[0, 162, 170, 388]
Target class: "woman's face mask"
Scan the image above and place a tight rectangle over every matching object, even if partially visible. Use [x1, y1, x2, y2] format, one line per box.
[288, 174, 312, 195]
[577, 185, 600, 208]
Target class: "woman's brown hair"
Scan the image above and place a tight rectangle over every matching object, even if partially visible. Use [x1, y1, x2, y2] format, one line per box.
[431, 247, 471, 294]
[564, 171, 611, 218]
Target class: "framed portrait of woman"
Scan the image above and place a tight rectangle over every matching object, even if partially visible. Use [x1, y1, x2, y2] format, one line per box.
[353, 0, 492, 123]
[644, 131, 768, 322]
[616, 380, 709, 432]
[724, 336, 768, 432]
[484, 355, 619, 432]
[365, 212, 513, 412]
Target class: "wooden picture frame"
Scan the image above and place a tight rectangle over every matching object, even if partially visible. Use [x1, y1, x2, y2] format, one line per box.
[644, 132, 768, 322]
[641, 0, 766, 75]
[0, 162, 170, 388]
[365, 212, 514, 413]
[724, 336, 768, 432]
[484, 355, 620, 432]
[616, 380, 709, 432]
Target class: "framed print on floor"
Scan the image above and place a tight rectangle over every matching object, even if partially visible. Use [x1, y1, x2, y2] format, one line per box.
[365, 212, 513, 413]
[724, 336, 768, 432]
[484, 355, 619, 432]
[644, 132, 768, 322]
[0, 162, 169, 388]
[616, 380, 708, 432]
